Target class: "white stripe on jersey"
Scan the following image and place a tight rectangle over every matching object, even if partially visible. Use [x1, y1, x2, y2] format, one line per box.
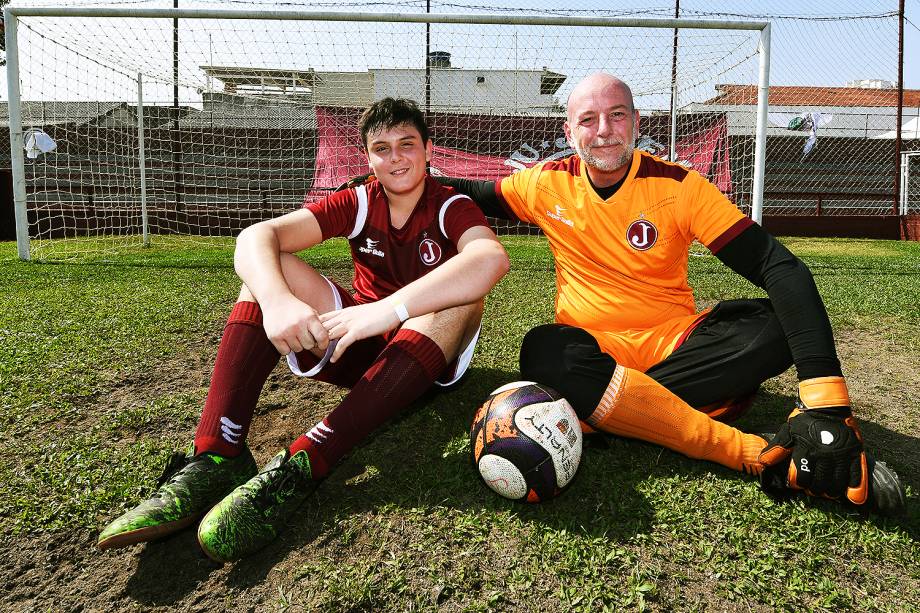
[438, 194, 473, 239]
[348, 184, 369, 239]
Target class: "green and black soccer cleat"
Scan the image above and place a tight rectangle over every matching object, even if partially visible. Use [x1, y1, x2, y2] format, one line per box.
[96, 444, 258, 551]
[197, 449, 317, 563]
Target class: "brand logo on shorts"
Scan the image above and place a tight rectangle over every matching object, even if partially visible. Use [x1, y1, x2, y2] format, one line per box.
[626, 219, 658, 251]
[419, 238, 442, 266]
[359, 237, 385, 258]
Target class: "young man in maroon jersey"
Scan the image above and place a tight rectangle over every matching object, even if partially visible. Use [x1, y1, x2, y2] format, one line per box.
[97, 98, 510, 562]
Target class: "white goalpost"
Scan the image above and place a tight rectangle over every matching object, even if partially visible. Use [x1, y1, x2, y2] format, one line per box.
[4, 7, 770, 261]
[903, 152, 920, 216]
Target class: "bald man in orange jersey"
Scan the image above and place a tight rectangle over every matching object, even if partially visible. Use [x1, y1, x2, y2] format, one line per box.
[435, 73, 904, 513]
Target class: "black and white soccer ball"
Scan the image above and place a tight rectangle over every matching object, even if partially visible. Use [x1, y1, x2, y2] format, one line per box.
[470, 381, 583, 502]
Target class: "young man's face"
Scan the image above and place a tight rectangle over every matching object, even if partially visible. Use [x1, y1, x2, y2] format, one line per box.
[364, 123, 431, 198]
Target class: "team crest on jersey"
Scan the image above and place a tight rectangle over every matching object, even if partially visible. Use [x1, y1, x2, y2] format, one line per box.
[418, 238, 442, 266]
[359, 237, 385, 258]
[626, 219, 658, 251]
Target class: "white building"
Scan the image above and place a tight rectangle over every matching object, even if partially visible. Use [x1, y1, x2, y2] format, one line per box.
[201, 52, 566, 115]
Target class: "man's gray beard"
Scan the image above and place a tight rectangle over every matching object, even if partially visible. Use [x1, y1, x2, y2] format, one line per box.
[574, 142, 633, 173]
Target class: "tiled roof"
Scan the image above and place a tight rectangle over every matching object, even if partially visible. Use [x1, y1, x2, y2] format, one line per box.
[706, 85, 920, 107]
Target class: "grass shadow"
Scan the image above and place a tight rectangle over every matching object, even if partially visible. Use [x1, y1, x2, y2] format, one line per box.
[734, 388, 920, 534]
[214, 366, 660, 593]
[121, 373, 919, 606]
[124, 530, 221, 605]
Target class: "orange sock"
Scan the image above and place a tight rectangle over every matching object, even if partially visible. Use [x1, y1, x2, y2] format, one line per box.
[586, 365, 767, 474]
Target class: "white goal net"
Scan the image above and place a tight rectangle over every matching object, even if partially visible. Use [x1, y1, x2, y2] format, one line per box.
[5, 8, 765, 261]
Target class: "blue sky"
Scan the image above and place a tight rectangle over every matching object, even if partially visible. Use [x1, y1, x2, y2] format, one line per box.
[382, 0, 920, 90]
[167, 0, 919, 89]
[2, 0, 917, 105]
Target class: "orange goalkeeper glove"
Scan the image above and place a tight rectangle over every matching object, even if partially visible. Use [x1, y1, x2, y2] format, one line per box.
[758, 376, 869, 505]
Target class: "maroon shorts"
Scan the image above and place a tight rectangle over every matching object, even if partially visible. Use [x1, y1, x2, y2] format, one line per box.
[285, 276, 479, 389]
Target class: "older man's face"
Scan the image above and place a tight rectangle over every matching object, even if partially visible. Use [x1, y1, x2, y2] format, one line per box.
[564, 82, 638, 174]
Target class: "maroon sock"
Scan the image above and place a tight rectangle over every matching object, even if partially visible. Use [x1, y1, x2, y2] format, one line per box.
[289, 329, 446, 479]
[194, 301, 280, 457]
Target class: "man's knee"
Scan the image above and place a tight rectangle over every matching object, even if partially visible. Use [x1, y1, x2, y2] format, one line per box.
[746, 300, 794, 377]
[648, 298, 793, 406]
[519, 324, 616, 418]
[520, 324, 572, 384]
[403, 301, 482, 359]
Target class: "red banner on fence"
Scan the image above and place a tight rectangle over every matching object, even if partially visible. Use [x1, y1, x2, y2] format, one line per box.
[309, 106, 733, 199]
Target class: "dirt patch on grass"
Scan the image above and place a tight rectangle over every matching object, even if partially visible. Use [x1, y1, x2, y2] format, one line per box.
[2, 326, 918, 612]
[835, 327, 920, 487]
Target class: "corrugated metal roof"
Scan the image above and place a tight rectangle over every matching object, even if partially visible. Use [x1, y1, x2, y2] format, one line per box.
[707, 85, 920, 107]
[0, 101, 124, 126]
[0, 101, 316, 130]
[178, 106, 317, 130]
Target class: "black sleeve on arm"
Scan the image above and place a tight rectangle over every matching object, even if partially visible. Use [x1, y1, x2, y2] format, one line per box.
[434, 176, 513, 220]
[713, 223, 843, 380]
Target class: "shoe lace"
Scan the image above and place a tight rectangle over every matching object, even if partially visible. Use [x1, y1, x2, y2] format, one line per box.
[154, 451, 193, 489]
[254, 463, 304, 508]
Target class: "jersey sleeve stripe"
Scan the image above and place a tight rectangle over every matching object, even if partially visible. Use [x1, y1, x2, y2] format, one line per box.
[635, 154, 689, 181]
[438, 194, 473, 238]
[707, 217, 755, 254]
[347, 185, 369, 239]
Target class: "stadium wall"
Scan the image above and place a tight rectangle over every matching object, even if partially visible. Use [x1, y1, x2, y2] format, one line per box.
[2, 126, 917, 241]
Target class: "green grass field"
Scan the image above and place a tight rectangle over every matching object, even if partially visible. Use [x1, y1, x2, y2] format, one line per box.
[1, 235, 919, 611]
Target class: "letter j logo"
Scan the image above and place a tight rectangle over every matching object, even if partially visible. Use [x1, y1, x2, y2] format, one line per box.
[419, 238, 442, 266]
[626, 219, 658, 251]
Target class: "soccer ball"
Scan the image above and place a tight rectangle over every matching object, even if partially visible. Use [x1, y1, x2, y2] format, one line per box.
[470, 381, 583, 502]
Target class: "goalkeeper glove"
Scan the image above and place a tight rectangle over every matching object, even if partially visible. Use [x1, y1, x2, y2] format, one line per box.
[758, 376, 869, 505]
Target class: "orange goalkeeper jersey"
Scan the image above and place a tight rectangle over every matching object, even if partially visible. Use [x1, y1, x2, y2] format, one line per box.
[497, 150, 752, 333]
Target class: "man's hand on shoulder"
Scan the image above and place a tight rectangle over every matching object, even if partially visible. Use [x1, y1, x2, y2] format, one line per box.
[758, 376, 869, 505]
[335, 174, 375, 192]
[260, 294, 329, 356]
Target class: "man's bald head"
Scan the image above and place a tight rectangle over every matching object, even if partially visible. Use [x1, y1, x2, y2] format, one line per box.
[563, 73, 639, 186]
[566, 73, 634, 121]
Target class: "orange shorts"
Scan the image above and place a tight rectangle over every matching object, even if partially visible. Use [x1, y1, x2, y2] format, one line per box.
[580, 309, 711, 373]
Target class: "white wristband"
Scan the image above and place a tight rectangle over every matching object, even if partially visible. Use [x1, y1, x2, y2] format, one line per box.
[392, 301, 410, 323]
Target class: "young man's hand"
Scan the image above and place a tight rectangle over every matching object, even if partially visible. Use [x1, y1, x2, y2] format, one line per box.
[320, 301, 402, 363]
[261, 294, 329, 356]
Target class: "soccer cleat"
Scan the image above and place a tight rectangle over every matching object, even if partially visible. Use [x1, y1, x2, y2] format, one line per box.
[864, 455, 907, 516]
[197, 449, 317, 563]
[96, 444, 257, 551]
[758, 433, 906, 516]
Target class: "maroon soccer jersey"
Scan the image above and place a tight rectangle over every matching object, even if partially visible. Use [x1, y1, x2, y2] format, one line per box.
[304, 175, 490, 303]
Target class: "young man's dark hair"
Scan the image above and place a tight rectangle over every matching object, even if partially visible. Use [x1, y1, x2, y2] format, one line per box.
[359, 97, 429, 148]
